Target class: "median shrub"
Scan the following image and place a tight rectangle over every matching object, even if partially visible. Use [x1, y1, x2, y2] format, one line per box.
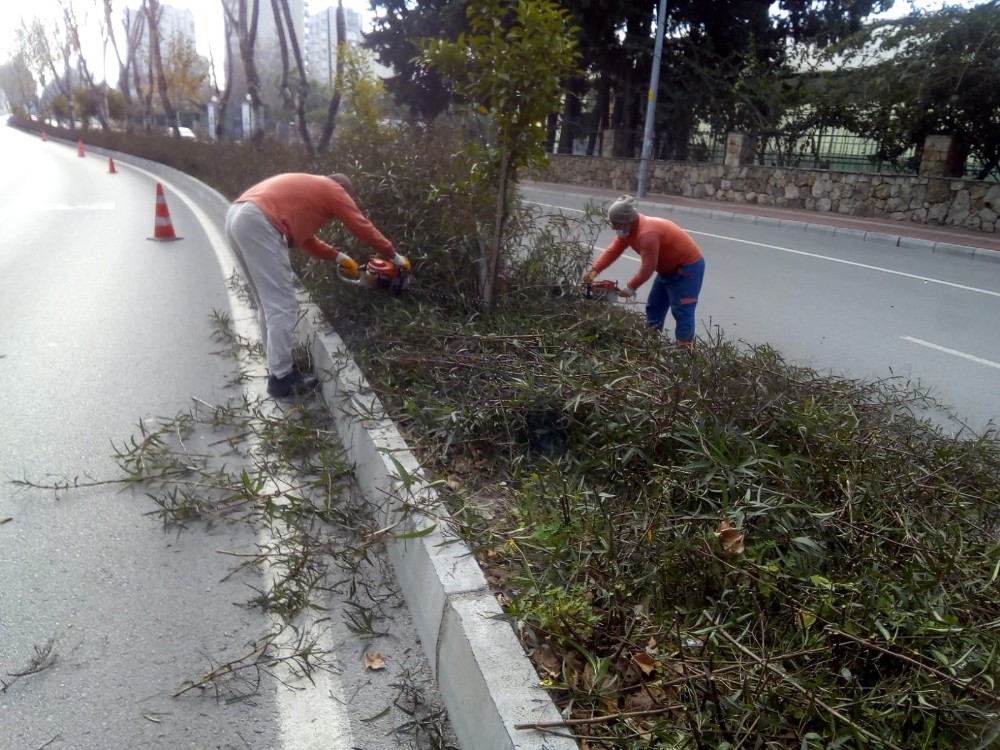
[32, 115, 1000, 749]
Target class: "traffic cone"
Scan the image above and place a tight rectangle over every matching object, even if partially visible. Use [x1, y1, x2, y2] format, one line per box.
[148, 183, 182, 242]
[77, 139, 85, 157]
[108, 154, 117, 174]
[41, 129, 47, 142]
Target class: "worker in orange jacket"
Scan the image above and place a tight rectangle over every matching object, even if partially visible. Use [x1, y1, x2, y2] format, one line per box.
[225, 172, 408, 397]
[584, 195, 705, 344]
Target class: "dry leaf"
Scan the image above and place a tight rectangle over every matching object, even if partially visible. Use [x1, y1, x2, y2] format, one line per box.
[363, 652, 386, 670]
[623, 690, 658, 713]
[714, 519, 746, 555]
[532, 645, 562, 679]
[632, 651, 657, 676]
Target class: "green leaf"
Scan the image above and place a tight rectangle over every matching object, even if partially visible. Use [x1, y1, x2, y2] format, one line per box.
[397, 524, 438, 539]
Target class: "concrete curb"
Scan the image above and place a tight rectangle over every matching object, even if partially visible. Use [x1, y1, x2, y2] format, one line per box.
[301, 309, 575, 750]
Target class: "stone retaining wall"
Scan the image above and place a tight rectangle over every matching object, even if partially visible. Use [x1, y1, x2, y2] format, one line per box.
[537, 155, 1000, 233]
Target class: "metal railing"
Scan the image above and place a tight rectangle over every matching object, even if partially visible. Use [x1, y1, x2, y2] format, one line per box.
[556, 126, 997, 181]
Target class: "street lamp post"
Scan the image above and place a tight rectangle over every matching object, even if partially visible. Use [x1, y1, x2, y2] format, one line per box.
[637, 0, 668, 198]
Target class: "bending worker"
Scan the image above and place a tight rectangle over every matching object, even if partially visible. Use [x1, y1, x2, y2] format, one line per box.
[225, 172, 408, 398]
[584, 195, 705, 344]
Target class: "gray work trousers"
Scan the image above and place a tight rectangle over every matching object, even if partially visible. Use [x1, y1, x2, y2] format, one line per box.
[224, 200, 297, 379]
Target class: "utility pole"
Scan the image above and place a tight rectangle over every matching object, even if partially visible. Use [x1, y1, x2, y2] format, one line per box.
[637, 0, 668, 198]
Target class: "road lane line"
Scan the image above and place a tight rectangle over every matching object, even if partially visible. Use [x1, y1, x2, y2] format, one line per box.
[690, 230, 1000, 298]
[48, 203, 116, 211]
[524, 198, 1000, 299]
[902, 336, 1000, 370]
[532, 202, 584, 212]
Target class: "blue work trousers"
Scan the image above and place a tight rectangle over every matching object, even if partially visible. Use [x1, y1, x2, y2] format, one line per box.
[645, 257, 705, 342]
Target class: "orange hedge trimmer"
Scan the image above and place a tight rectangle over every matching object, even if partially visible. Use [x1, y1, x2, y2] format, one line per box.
[584, 278, 623, 301]
[336, 257, 410, 295]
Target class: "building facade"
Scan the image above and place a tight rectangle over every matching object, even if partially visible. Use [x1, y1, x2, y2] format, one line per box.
[304, 5, 363, 88]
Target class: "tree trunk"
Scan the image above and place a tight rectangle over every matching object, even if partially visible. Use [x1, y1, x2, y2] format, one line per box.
[558, 77, 584, 154]
[483, 146, 512, 308]
[276, 0, 315, 158]
[222, 0, 262, 141]
[147, 0, 178, 131]
[217, 0, 236, 138]
[105, 1, 143, 134]
[317, 0, 346, 153]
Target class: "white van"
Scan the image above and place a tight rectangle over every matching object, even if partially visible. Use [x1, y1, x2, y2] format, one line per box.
[165, 126, 197, 139]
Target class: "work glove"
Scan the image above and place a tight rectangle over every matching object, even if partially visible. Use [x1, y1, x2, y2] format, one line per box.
[391, 253, 411, 272]
[337, 253, 360, 280]
[582, 270, 597, 284]
[618, 286, 636, 299]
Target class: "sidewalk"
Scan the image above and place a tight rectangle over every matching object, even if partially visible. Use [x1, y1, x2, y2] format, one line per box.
[525, 179, 1000, 258]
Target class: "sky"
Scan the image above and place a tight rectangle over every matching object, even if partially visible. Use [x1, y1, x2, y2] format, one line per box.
[0, 0, 988, 76]
[0, 0, 376, 70]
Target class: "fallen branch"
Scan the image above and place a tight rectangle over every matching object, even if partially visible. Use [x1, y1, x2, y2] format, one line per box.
[514, 702, 685, 730]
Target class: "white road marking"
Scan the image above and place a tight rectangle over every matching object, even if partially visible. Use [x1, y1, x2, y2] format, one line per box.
[690, 230, 1000, 299]
[524, 198, 1000, 299]
[532, 202, 584, 212]
[125, 162, 356, 748]
[48, 202, 116, 211]
[901, 336, 1000, 371]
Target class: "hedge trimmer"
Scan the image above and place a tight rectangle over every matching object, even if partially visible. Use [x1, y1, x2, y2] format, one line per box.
[336, 257, 410, 296]
[583, 278, 624, 302]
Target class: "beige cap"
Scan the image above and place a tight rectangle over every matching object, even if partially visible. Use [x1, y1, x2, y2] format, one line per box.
[607, 195, 638, 224]
[328, 173, 356, 197]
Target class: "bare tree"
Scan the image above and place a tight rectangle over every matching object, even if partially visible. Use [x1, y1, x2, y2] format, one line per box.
[316, 0, 346, 153]
[215, 2, 236, 138]
[221, 0, 263, 141]
[271, 0, 315, 156]
[129, 1, 156, 129]
[19, 16, 77, 128]
[146, 0, 179, 132]
[102, 0, 146, 133]
[61, 1, 109, 130]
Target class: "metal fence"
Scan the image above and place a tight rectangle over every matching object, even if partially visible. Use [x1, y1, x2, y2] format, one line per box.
[561, 127, 997, 182]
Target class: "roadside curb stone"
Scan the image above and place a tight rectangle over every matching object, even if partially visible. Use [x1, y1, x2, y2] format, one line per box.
[301, 307, 577, 750]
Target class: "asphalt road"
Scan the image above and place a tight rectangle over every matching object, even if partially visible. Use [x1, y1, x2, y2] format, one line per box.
[0, 125, 449, 750]
[521, 184, 1000, 433]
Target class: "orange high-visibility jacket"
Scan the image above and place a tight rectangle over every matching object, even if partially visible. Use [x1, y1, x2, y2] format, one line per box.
[592, 215, 702, 291]
[237, 173, 394, 262]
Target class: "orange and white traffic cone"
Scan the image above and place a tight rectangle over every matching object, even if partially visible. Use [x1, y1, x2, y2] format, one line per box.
[148, 183, 182, 242]
[77, 139, 85, 157]
[108, 155, 117, 174]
